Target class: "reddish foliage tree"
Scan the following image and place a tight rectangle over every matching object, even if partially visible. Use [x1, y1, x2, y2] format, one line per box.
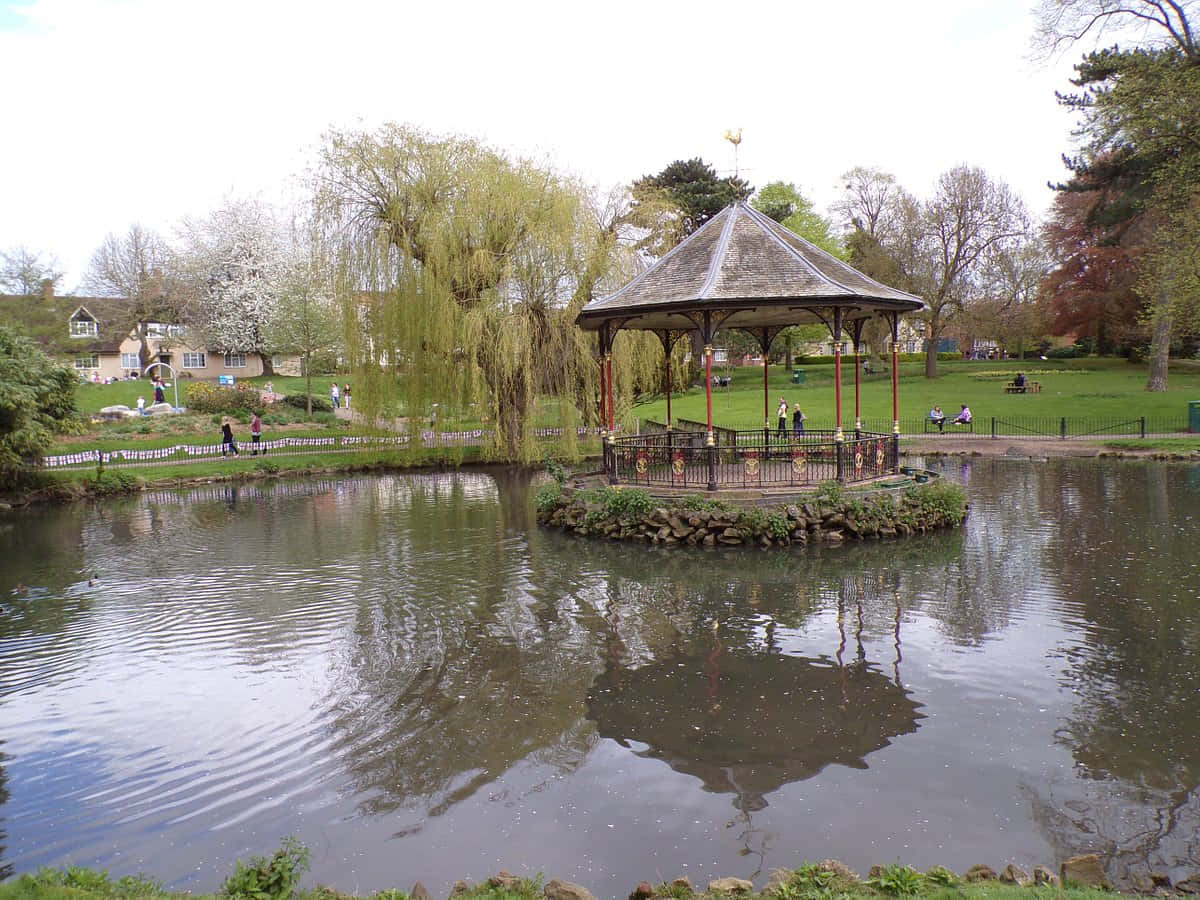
[1040, 164, 1151, 353]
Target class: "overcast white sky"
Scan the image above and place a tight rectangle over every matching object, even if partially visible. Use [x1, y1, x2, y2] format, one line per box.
[0, 0, 1085, 289]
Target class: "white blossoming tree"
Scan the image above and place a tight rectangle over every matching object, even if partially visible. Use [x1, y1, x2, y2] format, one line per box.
[177, 198, 287, 364]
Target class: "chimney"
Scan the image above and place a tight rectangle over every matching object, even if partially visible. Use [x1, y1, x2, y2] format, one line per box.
[41, 278, 55, 301]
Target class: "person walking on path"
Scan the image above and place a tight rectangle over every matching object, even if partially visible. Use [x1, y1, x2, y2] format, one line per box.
[792, 403, 806, 437]
[343, 384, 351, 410]
[777, 397, 788, 434]
[250, 411, 263, 455]
[330, 382, 340, 409]
[153, 378, 165, 405]
[221, 420, 239, 456]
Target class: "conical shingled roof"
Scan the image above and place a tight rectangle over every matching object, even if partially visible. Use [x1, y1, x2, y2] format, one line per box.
[576, 201, 925, 333]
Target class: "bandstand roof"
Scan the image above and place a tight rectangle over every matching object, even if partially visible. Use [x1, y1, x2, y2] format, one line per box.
[576, 201, 925, 334]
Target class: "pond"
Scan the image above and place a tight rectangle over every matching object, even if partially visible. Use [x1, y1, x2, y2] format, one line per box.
[1, 459, 1198, 896]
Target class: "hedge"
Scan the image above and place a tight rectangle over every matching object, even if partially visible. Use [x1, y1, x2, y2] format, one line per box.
[792, 352, 960, 365]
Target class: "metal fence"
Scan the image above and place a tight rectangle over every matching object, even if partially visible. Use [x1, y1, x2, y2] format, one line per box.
[609, 430, 898, 488]
[42, 426, 616, 469]
[641, 415, 1191, 440]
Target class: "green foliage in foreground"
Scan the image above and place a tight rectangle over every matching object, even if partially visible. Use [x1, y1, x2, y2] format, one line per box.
[0, 325, 79, 487]
[0, 866, 167, 898]
[578, 486, 657, 526]
[865, 864, 925, 896]
[221, 836, 309, 900]
[903, 481, 969, 527]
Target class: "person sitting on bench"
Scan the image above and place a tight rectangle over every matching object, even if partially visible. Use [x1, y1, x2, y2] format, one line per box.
[1013, 372, 1026, 392]
[951, 404, 972, 426]
[929, 405, 945, 432]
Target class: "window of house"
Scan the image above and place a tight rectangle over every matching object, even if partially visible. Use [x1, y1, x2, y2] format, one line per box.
[183, 352, 206, 369]
[70, 317, 97, 337]
[223, 352, 247, 368]
[121, 353, 140, 370]
[74, 354, 99, 369]
[271, 354, 282, 368]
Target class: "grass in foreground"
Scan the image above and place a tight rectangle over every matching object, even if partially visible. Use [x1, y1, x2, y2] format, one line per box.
[0, 861, 1139, 900]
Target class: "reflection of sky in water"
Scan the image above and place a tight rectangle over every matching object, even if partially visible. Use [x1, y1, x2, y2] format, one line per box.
[0, 462, 1198, 894]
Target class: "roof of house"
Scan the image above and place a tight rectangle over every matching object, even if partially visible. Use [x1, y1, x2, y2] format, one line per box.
[576, 201, 925, 334]
[0, 293, 137, 355]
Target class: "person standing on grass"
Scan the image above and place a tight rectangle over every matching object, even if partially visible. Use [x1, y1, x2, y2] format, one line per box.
[330, 382, 340, 409]
[250, 411, 263, 455]
[221, 420, 239, 456]
[343, 384, 351, 410]
[777, 397, 788, 434]
[792, 403, 806, 437]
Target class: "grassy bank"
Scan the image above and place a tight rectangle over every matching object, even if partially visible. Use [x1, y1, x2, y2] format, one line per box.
[1, 446, 501, 506]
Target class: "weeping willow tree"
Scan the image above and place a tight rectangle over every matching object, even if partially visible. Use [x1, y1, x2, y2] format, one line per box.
[313, 124, 657, 463]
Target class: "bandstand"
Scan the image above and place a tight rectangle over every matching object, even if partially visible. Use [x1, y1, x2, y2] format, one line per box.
[576, 201, 926, 492]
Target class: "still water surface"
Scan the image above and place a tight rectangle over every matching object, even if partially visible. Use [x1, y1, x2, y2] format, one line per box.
[1, 459, 1198, 895]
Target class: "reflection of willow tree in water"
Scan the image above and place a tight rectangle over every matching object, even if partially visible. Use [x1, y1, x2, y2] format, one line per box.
[921, 459, 1051, 647]
[325, 469, 606, 823]
[1023, 462, 1200, 884]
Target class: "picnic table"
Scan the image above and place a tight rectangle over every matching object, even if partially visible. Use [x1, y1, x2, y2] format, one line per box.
[1005, 380, 1041, 394]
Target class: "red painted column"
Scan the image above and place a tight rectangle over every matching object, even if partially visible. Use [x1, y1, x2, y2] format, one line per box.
[665, 354, 672, 428]
[705, 344, 714, 441]
[762, 354, 769, 429]
[606, 354, 615, 432]
[853, 346, 862, 433]
[598, 356, 607, 435]
[834, 341, 844, 441]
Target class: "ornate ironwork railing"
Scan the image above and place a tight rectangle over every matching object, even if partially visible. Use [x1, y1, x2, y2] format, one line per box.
[606, 430, 899, 489]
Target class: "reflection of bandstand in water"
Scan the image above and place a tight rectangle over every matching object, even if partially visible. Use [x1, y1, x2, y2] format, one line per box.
[576, 202, 926, 491]
[588, 577, 921, 805]
[588, 580, 921, 876]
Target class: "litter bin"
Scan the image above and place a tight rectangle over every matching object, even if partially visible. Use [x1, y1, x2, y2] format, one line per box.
[1190, 400, 1200, 433]
[792, 368, 806, 385]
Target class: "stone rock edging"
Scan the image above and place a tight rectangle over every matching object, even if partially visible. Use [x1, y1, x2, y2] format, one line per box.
[437, 854, 1197, 898]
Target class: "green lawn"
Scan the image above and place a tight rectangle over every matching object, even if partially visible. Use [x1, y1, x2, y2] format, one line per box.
[632, 357, 1200, 431]
[74, 374, 348, 414]
[65, 358, 1200, 446]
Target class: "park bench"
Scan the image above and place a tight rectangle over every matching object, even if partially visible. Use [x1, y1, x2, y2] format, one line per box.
[1004, 381, 1041, 394]
[924, 417, 973, 433]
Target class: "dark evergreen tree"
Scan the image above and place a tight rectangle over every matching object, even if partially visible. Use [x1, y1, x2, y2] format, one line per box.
[629, 158, 751, 255]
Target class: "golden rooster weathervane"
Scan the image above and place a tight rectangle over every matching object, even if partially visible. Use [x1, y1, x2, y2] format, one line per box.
[724, 128, 743, 178]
